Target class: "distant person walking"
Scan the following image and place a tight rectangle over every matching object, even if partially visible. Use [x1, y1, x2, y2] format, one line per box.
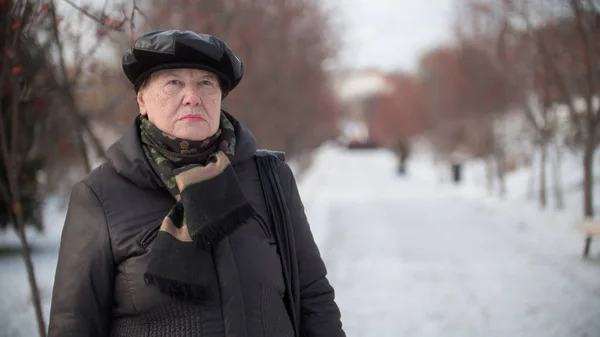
[394, 136, 411, 175]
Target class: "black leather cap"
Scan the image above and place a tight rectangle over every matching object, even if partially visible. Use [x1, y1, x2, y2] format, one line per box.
[122, 30, 244, 94]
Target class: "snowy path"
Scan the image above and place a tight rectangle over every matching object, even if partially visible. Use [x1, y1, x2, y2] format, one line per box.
[300, 147, 600, 337]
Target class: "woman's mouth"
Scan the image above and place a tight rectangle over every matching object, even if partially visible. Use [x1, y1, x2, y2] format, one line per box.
[180, 114, 205, 122]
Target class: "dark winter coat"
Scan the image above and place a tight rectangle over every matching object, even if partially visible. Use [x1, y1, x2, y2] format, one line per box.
[47, 115, 345, 337]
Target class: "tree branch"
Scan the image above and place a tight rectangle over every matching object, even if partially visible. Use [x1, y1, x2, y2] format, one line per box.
[0, 0, 28, 120]
[130, 0, 149, 32]
[570, 0, 599, 128]
[0, 98, 13, 206]
[514, 4, 580, 129]
[61, 0, 126, 32]
[47, 0, 107, 170]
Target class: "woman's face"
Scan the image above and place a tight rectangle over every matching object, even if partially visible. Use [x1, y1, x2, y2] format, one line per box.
[137, 68, 222, 140]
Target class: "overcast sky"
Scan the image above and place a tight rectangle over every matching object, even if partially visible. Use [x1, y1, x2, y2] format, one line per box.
[76, 0, 456, 73]
[325, 0, 456, 73]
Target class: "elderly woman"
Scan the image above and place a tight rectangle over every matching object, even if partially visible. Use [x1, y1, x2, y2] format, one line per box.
[48, 30, 345, 337]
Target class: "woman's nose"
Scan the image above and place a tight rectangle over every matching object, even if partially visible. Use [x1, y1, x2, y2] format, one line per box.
[182, 87, 202, 106]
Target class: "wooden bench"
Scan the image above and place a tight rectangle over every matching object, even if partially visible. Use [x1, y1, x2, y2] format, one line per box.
[579, 218, 600, 258]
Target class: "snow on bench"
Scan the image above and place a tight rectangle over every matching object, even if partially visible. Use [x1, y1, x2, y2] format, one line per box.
[579, 218, 600, 258]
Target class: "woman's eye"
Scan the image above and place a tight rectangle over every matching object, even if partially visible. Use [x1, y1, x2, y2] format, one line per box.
[167, 79, 180, 86]
[201, 80, 215, 86]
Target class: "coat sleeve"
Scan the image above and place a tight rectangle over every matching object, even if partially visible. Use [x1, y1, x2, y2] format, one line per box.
[278, 163, 346, 337]
[48, 181, 115, 337]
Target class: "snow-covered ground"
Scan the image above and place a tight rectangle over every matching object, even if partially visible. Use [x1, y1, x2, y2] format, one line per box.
[300, 145, 600, 337]
[1, 144, 599, 336]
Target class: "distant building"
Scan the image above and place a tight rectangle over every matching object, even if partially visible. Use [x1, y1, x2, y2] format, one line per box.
[330, 69, 394, 143]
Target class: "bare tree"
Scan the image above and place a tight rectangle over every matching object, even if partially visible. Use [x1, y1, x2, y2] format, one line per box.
[418, 29, 517, 194]
[455, 0, 576, 207]
[0, 1, 144, 336]
[1, 2, 54, 335]
[507, 0, 599, 216]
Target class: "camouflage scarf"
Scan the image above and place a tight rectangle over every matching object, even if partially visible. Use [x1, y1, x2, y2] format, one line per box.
[138, 111, 256, 301]
[139, 112, 237, 193]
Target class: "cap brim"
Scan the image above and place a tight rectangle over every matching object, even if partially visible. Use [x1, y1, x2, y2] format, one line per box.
[134, 62, 231, 93]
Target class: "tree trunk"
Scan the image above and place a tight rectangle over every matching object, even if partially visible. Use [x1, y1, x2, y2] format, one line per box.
[7, 178, 46, 337]
[485, 156, 495, 194]
[527, 153, 535, 200]
[65, 92, 106, 166]
[16, 222, 47, 337]
[539, 143, 547, 209]
[75, 125, 92, 174]
[583, 143, 595, 217]
[552, 141, 564, 210]
[495, 151, 506, 198]
[1, 93, 47, 337]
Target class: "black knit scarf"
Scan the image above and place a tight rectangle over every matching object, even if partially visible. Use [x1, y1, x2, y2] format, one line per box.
[138, 112, 256, 301]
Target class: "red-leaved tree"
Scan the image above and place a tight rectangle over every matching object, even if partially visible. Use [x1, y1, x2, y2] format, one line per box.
[369, 73, 426, 148]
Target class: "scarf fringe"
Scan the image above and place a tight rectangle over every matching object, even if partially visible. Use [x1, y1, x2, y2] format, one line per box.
[193, 203, 257, 250]
[144, 273, 213, 302]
